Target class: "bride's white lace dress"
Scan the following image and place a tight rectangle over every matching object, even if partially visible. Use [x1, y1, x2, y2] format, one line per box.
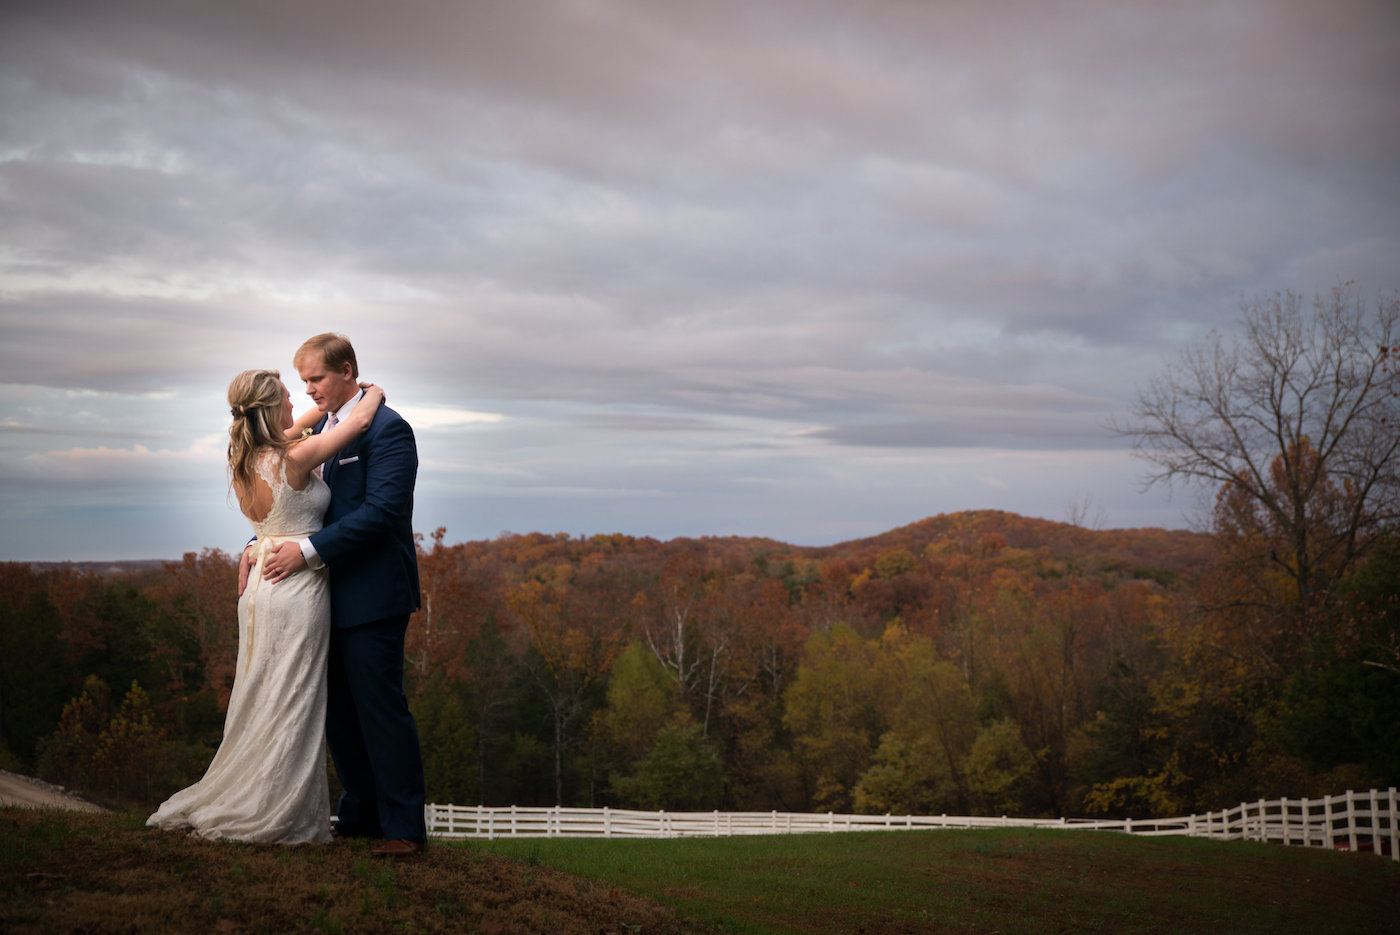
[148, 450, 333, 844]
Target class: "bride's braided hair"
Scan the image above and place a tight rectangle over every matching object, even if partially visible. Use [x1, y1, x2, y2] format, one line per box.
[227, 369, 292, 493]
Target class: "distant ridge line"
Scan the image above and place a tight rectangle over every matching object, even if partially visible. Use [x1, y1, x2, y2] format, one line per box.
[23, 559, 171, 576]
[11, 510, 1210, 571]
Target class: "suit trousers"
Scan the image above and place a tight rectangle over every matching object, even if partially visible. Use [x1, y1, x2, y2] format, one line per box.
[326, 614, 427, 843]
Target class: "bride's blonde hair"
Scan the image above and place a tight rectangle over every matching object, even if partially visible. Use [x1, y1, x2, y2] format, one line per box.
[227, 369, 291, 492]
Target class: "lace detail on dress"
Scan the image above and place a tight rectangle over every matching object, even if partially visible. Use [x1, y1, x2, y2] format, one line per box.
[249, 448, 331, 540]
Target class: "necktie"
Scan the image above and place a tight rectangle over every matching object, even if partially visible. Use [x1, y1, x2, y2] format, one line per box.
[318, 412, 339, 479]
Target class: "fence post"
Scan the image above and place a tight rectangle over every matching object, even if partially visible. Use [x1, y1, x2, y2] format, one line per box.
[1346, 790, 1359, 853]
[1389, 788, 1399, 862]
[1369, 789, 1380, 856]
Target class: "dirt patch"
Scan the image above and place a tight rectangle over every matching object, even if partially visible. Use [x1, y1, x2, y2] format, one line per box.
[0, 771, 106, 813]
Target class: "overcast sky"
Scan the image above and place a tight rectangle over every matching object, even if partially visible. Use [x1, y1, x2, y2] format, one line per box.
[3, 0, 1398, 561]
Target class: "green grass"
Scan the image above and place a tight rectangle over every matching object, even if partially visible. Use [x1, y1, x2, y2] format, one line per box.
[3, 807, 1397, 934]
[468, 827, 1400, 934]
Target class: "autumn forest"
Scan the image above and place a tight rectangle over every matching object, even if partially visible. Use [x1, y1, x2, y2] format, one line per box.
[3, 504, 1397, 821]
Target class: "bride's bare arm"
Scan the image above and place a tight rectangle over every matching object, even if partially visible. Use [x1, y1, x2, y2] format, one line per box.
[282, 379, 381, 441]
[283, 405, 323, 440]
[285, 385, 385, 472]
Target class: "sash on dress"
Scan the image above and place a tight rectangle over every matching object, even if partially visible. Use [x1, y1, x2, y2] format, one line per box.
[243, 531, 318, 660]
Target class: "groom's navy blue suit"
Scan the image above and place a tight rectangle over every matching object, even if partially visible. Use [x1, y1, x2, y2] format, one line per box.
[312, 401, 426, 844]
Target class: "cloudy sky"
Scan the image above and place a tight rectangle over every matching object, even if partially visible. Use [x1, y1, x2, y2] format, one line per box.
[3, 0, 1398, 561]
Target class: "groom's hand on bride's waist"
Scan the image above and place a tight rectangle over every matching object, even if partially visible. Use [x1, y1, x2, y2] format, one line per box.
[238, 544, 253, 596]
[263, 541, 308, 583]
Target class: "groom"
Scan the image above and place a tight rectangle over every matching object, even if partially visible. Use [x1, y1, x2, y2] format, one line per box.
[258, 332, 427, 856]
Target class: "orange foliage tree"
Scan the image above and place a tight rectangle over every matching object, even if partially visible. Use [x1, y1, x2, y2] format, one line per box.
[507, 555, 628, 805]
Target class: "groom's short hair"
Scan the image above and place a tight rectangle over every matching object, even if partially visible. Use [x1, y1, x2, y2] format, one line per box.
[295, 333, 359, 378]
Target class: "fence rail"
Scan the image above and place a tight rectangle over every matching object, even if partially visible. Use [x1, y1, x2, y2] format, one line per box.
[426, 787, 1398, 861]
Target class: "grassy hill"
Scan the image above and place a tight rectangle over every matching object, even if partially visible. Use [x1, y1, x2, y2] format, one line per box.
[4, 806, 1397, 934]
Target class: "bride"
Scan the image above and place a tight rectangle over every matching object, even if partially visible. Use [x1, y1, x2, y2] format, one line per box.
[147, 368, 382, 844]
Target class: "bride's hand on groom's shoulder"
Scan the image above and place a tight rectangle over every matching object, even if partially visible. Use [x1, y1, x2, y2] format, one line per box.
[358, 383, 386, 429]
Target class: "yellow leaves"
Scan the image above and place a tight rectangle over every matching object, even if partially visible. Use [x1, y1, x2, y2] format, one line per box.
[964, 719, 1035, 814]
[786, 623, 987, 814]
[874, 549, 917, 580]
[987, 567, 1031, 605]
[1153, 677, 1202, 719]
[508, 576, 624, 682]
[1082, 761, 1187, 818]
[38, 681, 170, 807]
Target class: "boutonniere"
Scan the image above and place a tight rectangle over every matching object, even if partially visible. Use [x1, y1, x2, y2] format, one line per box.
[300, 427, 315, 440]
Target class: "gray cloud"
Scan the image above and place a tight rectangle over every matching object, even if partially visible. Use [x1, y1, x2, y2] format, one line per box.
[2, 0, 1398, 557]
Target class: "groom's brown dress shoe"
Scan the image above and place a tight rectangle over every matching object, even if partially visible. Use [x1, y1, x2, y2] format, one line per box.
[371, 839, 422, 858]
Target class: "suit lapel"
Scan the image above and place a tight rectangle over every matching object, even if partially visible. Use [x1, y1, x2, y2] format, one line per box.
[325, 435, 363, 486]
[317, 415, 336, 483]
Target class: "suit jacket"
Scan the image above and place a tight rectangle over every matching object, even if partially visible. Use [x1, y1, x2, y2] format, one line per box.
[309, 403, 421, 628]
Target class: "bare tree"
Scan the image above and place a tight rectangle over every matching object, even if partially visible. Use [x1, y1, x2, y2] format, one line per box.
[1119, 283, 1400, 621]
[1064, 492, 1107, 530]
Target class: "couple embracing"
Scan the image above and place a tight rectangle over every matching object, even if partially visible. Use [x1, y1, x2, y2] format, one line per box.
[148, 333, 427, 856]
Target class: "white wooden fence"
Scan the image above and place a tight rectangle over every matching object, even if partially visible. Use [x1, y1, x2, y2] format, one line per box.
[425, 787, 1399, 861]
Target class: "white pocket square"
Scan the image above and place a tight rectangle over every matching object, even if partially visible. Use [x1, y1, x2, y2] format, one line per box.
[337, 456, 359, 465]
